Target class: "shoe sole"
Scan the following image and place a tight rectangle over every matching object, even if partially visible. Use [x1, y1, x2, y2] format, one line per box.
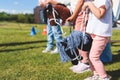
[73, 68, 91, 74]
[69, 65, 79, 70]
[50, 52, 58, 54]
[42, 50, 54, 53]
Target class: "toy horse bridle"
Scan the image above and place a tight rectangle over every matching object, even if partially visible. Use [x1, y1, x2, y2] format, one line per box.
[44, 4, 61, 26]
[48, 6, 61, 26]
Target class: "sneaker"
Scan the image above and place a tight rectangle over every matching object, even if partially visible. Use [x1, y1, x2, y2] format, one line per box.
[98, 75, 112, 80]
[84, 74, 99, 80]
[72, 62, 91, 73]
[50, 48, 58, 54]
[42, 48, 53, 53]
[69, 61, 82, 70]
[84, 75, 111, 80]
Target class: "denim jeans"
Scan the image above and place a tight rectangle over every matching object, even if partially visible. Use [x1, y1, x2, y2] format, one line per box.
[46, 19, 62, 50]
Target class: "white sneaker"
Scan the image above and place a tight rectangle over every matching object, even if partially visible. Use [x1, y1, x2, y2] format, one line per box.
[42, 48, 53, 53]
[84, 74, 99, 80]
[69, 61, 82, 70]
[50, 48, 58, 54]
[98, 75, 111, 80]
[72, 62, 91, 73]
[84, 75, 111, 80]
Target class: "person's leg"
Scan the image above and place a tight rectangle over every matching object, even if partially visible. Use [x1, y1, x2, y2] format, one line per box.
[42, 20, 54, 53]
[51, 20, 63, 53]
[46, 22, 54, 49]
[89, 35, 109, 78]
[75, 12, 89, 63]
[79, 50, 89, 63]
[74, 12, 88, 62]
[52, 25, 62, 42]
[71, 49, 90, 73]
[70, 12, 90, 73]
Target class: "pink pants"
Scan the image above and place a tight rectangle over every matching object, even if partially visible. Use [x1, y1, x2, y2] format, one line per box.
[89, 34, 109, 78]
[74, 11, 88, 32]
[74, 11, 89, 63]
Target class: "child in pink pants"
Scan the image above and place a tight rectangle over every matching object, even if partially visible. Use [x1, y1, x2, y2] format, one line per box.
[82, 0, 112, 80]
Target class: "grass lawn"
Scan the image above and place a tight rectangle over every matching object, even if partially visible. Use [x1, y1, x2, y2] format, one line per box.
[0, 21, 120, 80]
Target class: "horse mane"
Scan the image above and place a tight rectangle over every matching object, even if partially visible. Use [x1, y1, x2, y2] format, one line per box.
[54, 4, 71, 25]
[57, 3, 66, 7]
[43, 3, 71, 25]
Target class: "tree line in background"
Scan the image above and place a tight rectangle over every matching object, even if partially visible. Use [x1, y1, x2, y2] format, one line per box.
[0, 12, 34, 23]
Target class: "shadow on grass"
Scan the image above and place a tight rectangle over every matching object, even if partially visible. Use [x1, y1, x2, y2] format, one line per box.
[0, 40, 47, 53]
[0, 40, 47, 46]
[104, 50, 120, 64]
[111, 41, 120, 47]
[111, 44, 120, 47]
[112, 51, 120, 62]
[0, 46, 41, 53]
[105, 51, 120, 80]
[107, 69, 120, 80]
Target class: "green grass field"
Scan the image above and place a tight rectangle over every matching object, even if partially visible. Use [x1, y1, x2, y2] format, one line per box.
[0, 22, 120, 80]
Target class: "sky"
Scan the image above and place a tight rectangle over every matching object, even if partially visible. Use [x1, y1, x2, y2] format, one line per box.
[0, 0, 119, 16]
[0, 0, 39, 14]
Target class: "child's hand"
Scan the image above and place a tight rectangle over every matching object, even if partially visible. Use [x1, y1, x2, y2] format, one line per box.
[82, 2, 88, 11]
[66, 16, 73, 22]
[82, 1, 92, 11]
[66, 15, 76, 22]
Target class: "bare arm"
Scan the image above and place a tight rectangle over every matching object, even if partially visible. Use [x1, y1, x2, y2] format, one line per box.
[83, 1, 106, 19]
[71, 0, 84, 19]
[66, 0, 84, 22]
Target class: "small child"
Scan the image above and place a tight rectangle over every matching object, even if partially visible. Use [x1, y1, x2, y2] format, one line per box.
[82, 0, 112, 80]
[67, 0, 91, 73]
[39, 0, 70, 54]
